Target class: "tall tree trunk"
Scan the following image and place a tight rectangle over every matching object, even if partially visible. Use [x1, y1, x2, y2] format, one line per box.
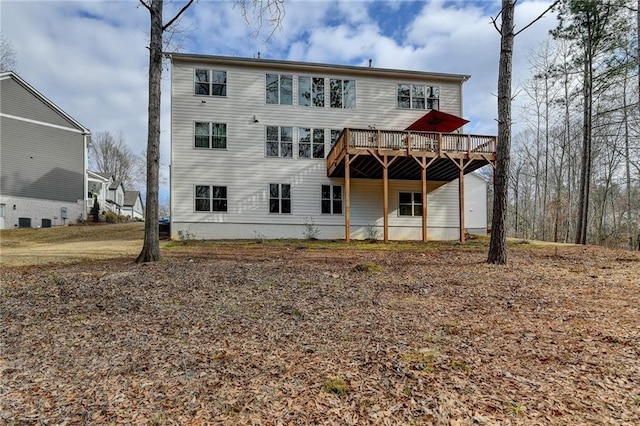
[488, 0, 514, 264]
[137, 0, 163, 263]
[575, 29, 594, 245]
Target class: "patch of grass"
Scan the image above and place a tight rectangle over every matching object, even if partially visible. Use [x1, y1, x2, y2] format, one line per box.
[353, 262, 382, 274]
[0, 222, 144, 245]
[510, 403, 526, 416]
[402, 348, 437, 373]
[444, 321, 461, 335]
[450, 359, 471, 372]
[323, 377, 350, 396]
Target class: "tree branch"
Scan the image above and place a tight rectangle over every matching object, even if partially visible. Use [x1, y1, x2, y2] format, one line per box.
[515, 1, 560, 36]
[139, 0, 151, 12]
[163, 0, 195, 31]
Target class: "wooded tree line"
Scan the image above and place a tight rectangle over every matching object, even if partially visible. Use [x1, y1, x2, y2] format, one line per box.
[506, 0, 639, 250]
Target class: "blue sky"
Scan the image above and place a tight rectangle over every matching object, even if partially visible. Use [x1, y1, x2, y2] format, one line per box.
[1, 0, 559, 203]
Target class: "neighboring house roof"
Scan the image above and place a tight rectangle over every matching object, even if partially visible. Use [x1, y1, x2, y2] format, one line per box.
[0, 71, 91, 135]
[95, 172, 113, 180]
[109, 180, 123, 190]
[167, 53, 471, 84]
[123, 190, 142, 207]
[87, 170, 111, 182]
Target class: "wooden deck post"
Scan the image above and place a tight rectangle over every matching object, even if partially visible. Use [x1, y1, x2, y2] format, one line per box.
[458, 161, 465, 243]
[383, 155, 389, 243]
[421, 166, 427, 242]
[345, 153, 351, 242]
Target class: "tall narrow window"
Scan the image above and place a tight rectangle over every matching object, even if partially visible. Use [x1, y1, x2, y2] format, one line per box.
[194, 122, 227, 149]
[195, 185, 228, 212]
[299, 128, 325, 158]
[398, 192, 422, 216]
[298, 76, 325, 107]
[330, 129, 342, 147]
[266, 74, 293, 105]
[321, 185, 343, 214]
[266, 126, 293, 157]
[269, 183, 291, 214]
[194, 69, 227, 96]
[330, 79, 356, 109]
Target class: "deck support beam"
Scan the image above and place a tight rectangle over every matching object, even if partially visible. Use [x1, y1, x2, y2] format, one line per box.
[421, 166, 427, 242]
[458, 162, 465, 243]
[383, 157, 389, 243]
[345, 153, 351, 242]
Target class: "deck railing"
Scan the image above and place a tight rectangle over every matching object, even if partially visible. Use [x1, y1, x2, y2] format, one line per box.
[327, 128, 497, 167]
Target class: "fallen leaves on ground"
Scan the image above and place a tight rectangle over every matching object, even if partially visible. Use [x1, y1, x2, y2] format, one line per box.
[1, 243, 639, 425]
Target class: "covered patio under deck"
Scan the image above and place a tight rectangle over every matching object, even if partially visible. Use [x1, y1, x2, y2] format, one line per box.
[326, 128, 497, 242]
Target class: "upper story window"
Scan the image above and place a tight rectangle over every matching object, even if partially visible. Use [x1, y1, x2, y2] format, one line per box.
[298, 76, 325, 107]
[398, 192, 422, 216]
[397, 84, 439, 110]
[299, 128, 325, 159]
[330, 79, 356, 109]
[195, 69, 227, 96]
[195, 122, 227, 149]
[266, 74, 293, 105]
[266, 126, 293, 158]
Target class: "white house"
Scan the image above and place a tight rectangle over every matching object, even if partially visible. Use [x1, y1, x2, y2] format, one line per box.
[169, 54, 496, 241]
[87, 170, 110, 216]
[123, 190, 144, 219]
[0, 72, 91, 229]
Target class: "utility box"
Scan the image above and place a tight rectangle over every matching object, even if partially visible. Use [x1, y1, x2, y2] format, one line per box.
[60, 207, 68, 220]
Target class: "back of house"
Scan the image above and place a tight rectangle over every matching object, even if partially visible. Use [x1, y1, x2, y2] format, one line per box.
[169, 54, 495, 241]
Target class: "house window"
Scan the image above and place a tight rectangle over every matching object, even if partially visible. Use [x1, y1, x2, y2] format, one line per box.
[266, 73, 293, 105]
[266, 126, 293, 157]
[269, 183, 291, 214]
[321, 185, 342, 214]
[398, 192, 422, 216]
[330, 79, 356, 109]
[299, 128, 325, 159]
[195, 122, 227, 149]
[195, 185, 227, 212]
[194, 69, 227, 96]
[397, 84, 439, 110]
[330, 129, 342, 147]
[298, 76, 325, 107]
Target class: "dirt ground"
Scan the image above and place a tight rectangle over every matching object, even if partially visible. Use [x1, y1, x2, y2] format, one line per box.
[1, 235, 640, 425]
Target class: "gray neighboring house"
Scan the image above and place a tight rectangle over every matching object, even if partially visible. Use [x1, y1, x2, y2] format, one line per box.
[123, 191, 144, 219]
[0, 71, 91, 229]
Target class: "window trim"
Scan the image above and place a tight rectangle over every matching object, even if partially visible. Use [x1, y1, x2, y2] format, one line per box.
[194, 184, 228, 213]
[298, 127, 326, 159]
[266, 73, 293, 105]
[329, 78, 356, 109]
[265, 126, 293, 158]
[397, 83, 440, 110]
[297, 76, 325, 107]
[194, 69, 227, 97]
[269, 183, 292, 214]
[321, 184, 343, 215]
[398, 191, 423, 217]
[194, 122, 227, 150]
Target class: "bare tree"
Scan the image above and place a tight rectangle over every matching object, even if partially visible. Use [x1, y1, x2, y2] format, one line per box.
[136, 0, 285, 263]
[488, 1, 559, 264]
[89, 131, 142, 190]
[0, 32, 17, 72]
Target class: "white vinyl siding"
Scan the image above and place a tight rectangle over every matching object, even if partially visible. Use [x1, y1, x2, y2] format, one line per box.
[170, 58, 470, 239]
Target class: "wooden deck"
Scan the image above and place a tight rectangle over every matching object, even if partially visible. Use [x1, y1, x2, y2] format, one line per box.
[327, 128, 497, 182]
[325, 128, 497, 243]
